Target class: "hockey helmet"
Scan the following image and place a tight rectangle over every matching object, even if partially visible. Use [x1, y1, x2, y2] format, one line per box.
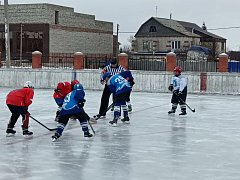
[57, 82, 65, 90]
[174, 66, 182, 74]
[71, 79, 80, 88]
[73, 83, 84, 91]
[102, 72, 112, 81]
[24, 81, 34, 89]
[110, 58, 117, 65]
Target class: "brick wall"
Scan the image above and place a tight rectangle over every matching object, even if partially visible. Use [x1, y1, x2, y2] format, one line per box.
[0, 3, 113, 54]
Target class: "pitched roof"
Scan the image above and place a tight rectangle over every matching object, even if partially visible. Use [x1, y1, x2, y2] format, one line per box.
[153, 17, 199, 37]
[136, 17, 225, 40]
[177, 20, 226, 40]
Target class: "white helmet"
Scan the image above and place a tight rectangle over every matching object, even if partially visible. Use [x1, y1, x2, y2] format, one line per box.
[24, 81, 34, 89]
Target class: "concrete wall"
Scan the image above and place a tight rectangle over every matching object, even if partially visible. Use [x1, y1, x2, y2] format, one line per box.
[0, 69, 239, 95]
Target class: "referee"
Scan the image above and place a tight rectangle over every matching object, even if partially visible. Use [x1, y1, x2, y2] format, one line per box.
[94, 58, 125, 119]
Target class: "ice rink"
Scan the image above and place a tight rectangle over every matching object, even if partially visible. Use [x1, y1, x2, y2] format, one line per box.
[0, 88, 240, 180]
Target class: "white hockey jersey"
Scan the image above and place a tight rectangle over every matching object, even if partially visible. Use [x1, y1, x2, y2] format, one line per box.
[171, 75, 187, 92]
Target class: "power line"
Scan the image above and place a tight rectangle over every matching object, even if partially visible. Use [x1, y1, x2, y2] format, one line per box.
[208, 26, 240, 30]
[117, 26, 240, 34]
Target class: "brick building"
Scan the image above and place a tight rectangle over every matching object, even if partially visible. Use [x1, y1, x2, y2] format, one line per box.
[132, 17, 226, 58]
[0, 3, 114, 59]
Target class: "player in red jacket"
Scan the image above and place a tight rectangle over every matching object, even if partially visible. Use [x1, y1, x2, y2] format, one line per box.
[53, 82, 72, 122]
[6, 81, 34, 136]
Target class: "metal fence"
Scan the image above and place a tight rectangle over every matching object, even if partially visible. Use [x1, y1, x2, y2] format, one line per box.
[84, 54, 113, 69]
[128, 55, 166, 71]
[177, 60, 218, 72]
[42, 53, 74, 69]
[0, 52, 223, 73]
[1, 53, 32, 68]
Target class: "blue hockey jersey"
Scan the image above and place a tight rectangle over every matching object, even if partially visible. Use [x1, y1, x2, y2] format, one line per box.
[120, 70, 135, 86]
[107, 74, 132, 95]
[60, 88, 85, 115]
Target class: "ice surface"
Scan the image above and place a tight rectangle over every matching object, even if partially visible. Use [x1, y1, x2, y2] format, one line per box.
[0, 88, 240, 180]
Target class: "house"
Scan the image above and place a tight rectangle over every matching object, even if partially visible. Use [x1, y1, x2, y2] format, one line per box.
[0, 3, 114, 59]
[132, 17, 226, 58]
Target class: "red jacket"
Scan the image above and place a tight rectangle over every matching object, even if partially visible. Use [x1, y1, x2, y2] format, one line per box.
[6, 88, 34, 107]
[53, 82, 71, 98]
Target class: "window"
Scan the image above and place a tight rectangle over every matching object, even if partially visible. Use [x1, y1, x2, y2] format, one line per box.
[171, 41, 181, 50]
[221, 42, 225, 52]
[143, 41, 152, 52]
[55, 11, 59, 24]
[149, 26, 156, 32]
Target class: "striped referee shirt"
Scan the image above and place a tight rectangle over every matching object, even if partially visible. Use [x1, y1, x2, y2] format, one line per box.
[101, 64, 125, 81]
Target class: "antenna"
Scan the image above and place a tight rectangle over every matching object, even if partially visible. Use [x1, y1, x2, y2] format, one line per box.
[155, 6, 158, 17]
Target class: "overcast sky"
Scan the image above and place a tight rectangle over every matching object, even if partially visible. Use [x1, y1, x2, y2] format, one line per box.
[6, 0, 240, 50]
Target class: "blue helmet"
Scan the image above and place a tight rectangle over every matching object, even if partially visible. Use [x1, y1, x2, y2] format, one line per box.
[73, 83, 84, 91]
[102, 72, 112, 80]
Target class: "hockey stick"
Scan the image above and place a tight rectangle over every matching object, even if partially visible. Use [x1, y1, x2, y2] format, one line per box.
[30, 115, 57, 131]
[87, 120, 95, 134]
[173, 91, 196, 112]
[95, 102, 114, 120]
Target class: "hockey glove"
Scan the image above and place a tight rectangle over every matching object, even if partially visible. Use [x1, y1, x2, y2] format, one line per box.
[168, 84, 173, 91]
[178, 91, 183, 97]
[78, 99, 86, 108]
[54, 89, 60, 93]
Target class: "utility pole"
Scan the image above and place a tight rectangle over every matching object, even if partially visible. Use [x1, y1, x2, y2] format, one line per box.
[4, 0, 11, 68]
[116, 24, 119, 57]
[20, 23, 23, 64]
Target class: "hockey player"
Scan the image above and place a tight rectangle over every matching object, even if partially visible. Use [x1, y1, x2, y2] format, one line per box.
[102, 72, 132, 126]
[53, 82, 72, 122]
[168, 66, 188, 115]
[6, 81, 34, 136]
[71, 79, 80, 90]
[93, 58, 125, 120]
[52, 83, 93, 141]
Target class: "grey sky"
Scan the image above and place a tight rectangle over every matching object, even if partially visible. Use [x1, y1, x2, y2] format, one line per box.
[7, 0, 240, 50]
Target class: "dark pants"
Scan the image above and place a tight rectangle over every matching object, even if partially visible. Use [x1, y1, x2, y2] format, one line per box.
[7, 104, 29, 129]
[115, 91, 131, 103]
[125, 90, 131, 102]
[57, 111, 89, 135]
[114, 91, 131, 118]
[99, 84, 113, 116]
[171, 87, 187, 105]
[58, 111, 89, 125]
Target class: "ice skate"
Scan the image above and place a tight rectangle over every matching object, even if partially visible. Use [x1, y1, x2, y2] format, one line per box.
[121, 116, 130, 124]
[109, 117, 118, 127]
[23, 130, 33, 136]
[93, 114, 106, 120]
[52, 133, 61, 142]
[179, 110, 187, 116]
[6, 128, 16, 137]
[84, 131, 93, 139]
[22, 126, 33, 136]
[168, 109, 176, 114]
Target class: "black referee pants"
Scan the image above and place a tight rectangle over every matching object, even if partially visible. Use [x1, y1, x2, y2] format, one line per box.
[99, 84, 113, 116]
